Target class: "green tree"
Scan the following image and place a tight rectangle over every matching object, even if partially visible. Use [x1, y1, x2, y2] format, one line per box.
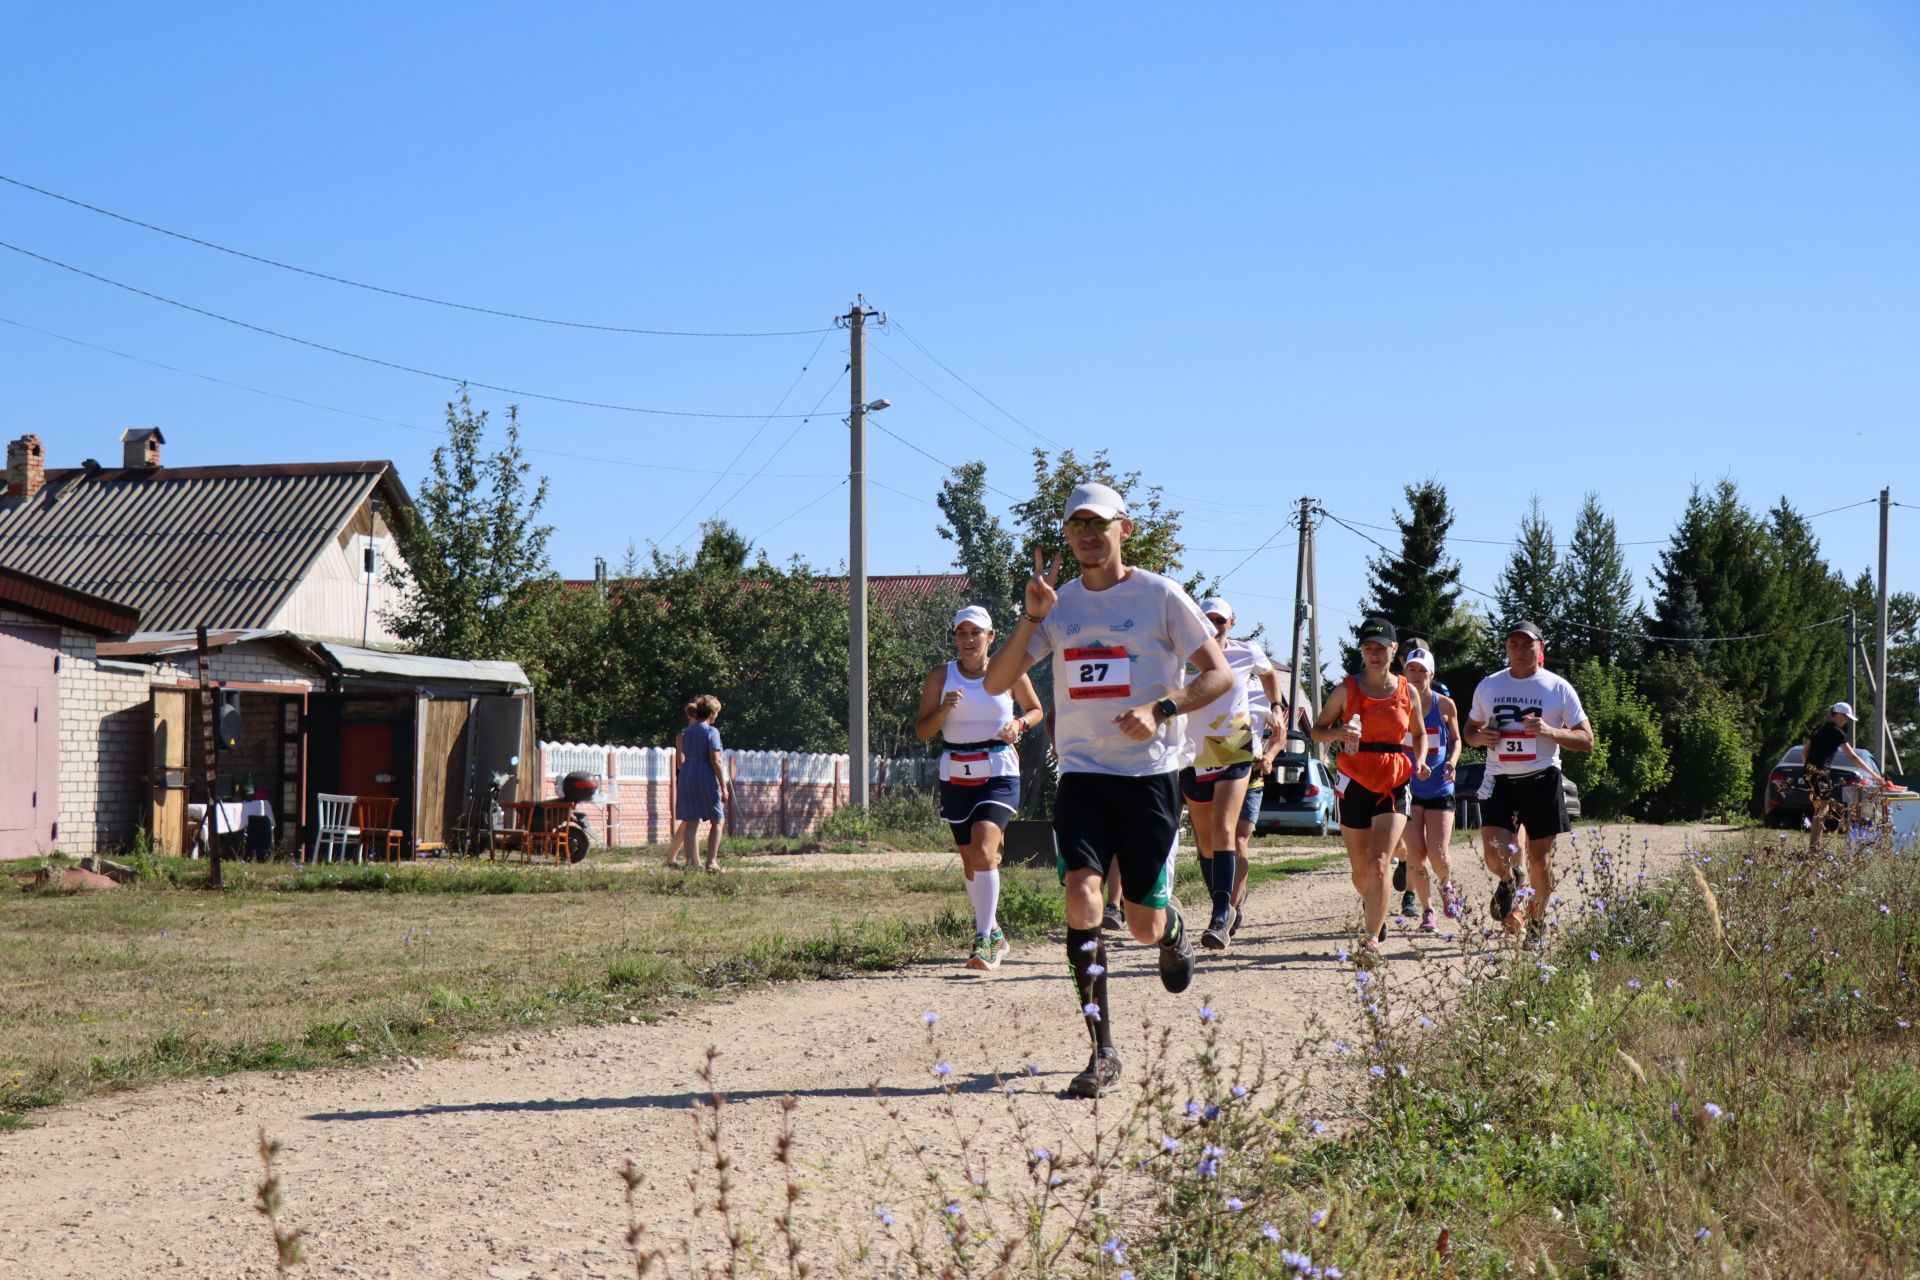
[1347, 480, 1483, 699]
[1009, 448, 1191, 588]
[1635, 653, 1753, 821]
[1559, 658, 1671, 818]
[1493, 496, 1565, 635]
[1556, 493, 1641, 668]
[383, 389, 555, 662]
[936, 461, 1018, 629]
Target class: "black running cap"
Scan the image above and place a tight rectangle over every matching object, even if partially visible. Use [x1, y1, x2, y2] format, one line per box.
[1357, 617, 1396, 644]
[1507, 620, 1544, 642]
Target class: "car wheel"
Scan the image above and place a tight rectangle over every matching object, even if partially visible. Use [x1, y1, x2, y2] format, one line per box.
[1314, 814, 1329, 838]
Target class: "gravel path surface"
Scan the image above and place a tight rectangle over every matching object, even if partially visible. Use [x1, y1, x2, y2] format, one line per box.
[0, 824, 1730, 1278]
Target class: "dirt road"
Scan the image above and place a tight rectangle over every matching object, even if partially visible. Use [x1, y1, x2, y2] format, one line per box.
[0, 825, 1724, 1278]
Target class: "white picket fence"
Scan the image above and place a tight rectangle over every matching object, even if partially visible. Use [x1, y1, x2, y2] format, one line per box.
[539, 742, 937, 845]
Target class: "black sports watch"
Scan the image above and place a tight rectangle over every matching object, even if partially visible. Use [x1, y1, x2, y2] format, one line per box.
[1153, 697, 1179, 722]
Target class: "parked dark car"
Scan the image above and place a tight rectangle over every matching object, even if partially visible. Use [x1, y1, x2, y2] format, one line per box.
[1764, 744, 1882, 829]
[1254, 753, 1337, 837]
[1452, 762, 1581, 829]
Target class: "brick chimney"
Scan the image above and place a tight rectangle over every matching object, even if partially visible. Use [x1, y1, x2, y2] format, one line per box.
[120, 426, 164, 470]
[5, 435, 45, 499]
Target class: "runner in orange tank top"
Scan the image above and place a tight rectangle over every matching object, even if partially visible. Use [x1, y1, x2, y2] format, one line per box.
[1310, 617, 1429, 962]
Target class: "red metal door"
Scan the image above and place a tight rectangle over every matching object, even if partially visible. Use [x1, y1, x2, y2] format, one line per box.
[0, 626, 60, 860]
[339, 721, 397, 798]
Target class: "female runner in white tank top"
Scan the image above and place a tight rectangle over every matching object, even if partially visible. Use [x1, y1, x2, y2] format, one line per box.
[915, 604, 1044, 971]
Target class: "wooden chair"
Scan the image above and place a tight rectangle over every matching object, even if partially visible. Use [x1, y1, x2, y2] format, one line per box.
[353, 797, 404, 864]
[314, 794, 360, 864]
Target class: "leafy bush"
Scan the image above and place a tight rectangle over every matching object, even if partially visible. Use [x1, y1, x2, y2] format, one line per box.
[815, 787, 948, 847]
[1637, 653, 1754, 820]
[1562, 658, 1671, 818]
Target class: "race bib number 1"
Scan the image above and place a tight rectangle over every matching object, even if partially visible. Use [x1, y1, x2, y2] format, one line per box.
[1064, 645, 1132, 700]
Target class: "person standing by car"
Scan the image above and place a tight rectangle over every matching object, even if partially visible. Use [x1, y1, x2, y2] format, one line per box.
[915, 604, 1046, 971]
[1399, 645, 1463, 931]
[1464, 622, 1593, 944]
[984, 481, 1231, 1099]
[1805, 701, 1887, 851]
[1310, 617, 1429, 961]
[668, 695, 732, 873]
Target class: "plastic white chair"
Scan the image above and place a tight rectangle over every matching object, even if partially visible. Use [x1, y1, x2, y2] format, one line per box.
[315, 793, 361, 864]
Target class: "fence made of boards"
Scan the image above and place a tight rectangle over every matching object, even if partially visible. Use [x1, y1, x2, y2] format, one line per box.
[539, 742, 939, 846]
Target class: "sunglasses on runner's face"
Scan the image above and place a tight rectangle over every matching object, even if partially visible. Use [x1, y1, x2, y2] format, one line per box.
[1064, 516, 1115, 535]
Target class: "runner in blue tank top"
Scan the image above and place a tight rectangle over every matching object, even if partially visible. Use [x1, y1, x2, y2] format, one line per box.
[1399, 644, 1463, 930]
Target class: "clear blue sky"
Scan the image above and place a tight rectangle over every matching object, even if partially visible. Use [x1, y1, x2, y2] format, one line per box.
[4, 4, 1915, 659]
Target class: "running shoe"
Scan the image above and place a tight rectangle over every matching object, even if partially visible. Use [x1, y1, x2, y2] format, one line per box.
[1524, 918, 1546, 949]
[989, 927, 1010, 967]
[1101, 902, 1126, 933]
[1489, 878, 1515, 923]
[1392, 859, 1408, 893]
[1228, 902, 1245, 938]
[1440, 880, 1465, 920]
[1418, 907, 1437, 933]
[1066, 1047, 1123, 1099]
[965, 933, 997, 971]
[1201, 906, 1237, 952]
[1377, 921, 1388, 944]
[1400, 889, 1419, 918]
[1157, 909, 1196, 993]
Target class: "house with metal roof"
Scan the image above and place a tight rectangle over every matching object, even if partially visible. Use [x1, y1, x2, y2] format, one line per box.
[0, 431, 535, 860]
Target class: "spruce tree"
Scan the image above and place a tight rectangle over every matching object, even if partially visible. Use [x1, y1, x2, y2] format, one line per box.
[1347, 480, 1482, 696]
[1557, 493, 1641, 668]
[1493, 495, 1565, 636]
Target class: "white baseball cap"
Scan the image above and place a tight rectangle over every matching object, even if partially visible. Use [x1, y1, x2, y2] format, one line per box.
[1199, 596, 1234, 621]
[1404, 647, 1437, 673]
[953, 604, 993, 631]
[1831, 701, 1855, 720]
[1063, 481, 1128, 522]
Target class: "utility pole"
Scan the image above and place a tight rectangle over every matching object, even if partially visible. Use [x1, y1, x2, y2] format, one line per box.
[1284, 497, 1315, 749]
[1847, 606, 1857, 714]
[1305, 517, 1326, 758]
[838, 297, 885, 808]
[1874, 486, 1891, 767]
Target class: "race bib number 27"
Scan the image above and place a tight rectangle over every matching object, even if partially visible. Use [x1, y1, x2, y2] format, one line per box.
[1064, 645, 1132, 700]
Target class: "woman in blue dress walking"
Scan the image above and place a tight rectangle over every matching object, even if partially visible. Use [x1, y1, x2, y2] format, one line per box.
[669, 694, 732, 872]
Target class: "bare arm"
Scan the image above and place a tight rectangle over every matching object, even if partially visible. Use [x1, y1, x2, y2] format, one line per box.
[709, 749, 731, 803]
[1839, 742, 1884, 782]
[984, 549, 1057, 696]
[1438, 693, 1462, 775]
[1112, 636, 1233, 743]
[1532, 715, 1595, 753]
[1259, 669, 1284, 730]
[914, 666, 960, 743]
[1308, 683, 1357, 746]
[1408, 685, 1430, 778]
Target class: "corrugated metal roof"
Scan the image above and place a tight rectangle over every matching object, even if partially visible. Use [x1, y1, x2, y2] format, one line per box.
[0, 462, 400, 633]
[315, 642, 529, 689]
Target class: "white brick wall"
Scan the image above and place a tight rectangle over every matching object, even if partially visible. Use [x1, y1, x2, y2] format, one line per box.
[0, 610, 321, 856]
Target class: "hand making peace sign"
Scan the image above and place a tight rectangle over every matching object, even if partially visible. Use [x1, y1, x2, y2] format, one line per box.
[1025, 548, 1061, 621]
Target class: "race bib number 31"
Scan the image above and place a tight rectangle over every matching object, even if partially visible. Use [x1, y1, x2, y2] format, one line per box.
[1064, 645, 1132, 700]
[1498, 731, 1537, 763]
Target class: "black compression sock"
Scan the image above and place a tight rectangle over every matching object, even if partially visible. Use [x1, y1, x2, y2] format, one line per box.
[1066, 926, 1112, 1051]
[1205, 852, 1234, 914]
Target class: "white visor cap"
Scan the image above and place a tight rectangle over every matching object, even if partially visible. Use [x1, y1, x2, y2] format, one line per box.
[1403, 647, 1437, 673]
[1198, 596, 1234, 621]
[953, 605, 993, 631]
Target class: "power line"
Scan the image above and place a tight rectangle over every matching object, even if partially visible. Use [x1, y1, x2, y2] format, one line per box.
[752, 477, 848, 542]
[0, 313, 842, 479]
[686, 356, 852, 542]
[870, 476, 942, 508]
[1317, 506, 1849, 645]
[0, 238, 828, 420]
[867, 418, 1024, 503]
[0, 172, 829, 338]
[869, 343, 1028, 453]
[887, 319, 1063, 449]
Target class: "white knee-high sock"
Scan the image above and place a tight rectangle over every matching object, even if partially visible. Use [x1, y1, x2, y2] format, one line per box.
[966, 868, 1000, 934]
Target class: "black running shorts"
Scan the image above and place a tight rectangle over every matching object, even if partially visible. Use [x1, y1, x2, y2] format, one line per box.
[1337, 776, 1411, 829]
[1483, 767, 1571, 839]
[1178, 761, 1252, 805]
[1053, 771, 1181, 909]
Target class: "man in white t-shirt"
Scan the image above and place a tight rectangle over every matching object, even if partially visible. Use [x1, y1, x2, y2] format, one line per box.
[1464, 620, 1594, 945]
[986, 481, 1232, 1099]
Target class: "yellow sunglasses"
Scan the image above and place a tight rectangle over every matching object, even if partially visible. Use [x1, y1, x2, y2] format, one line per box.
[1064, 516, 1115, 535]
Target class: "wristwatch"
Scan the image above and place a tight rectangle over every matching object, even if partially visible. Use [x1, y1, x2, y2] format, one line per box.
[1153, 697, 1179, 722]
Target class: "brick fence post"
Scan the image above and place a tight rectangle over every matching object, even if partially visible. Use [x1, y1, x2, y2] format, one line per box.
[779, 754, 789, 838]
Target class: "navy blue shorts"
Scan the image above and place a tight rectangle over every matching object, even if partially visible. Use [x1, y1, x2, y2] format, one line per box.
[939, 776, 1019, 844]
[1179, 761, 1252, 805]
